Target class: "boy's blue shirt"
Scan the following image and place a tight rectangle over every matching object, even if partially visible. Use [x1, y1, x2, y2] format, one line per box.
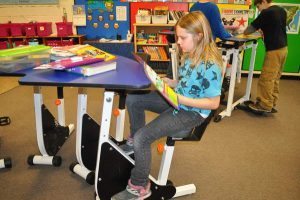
[190, 2, 231, 40]
[175, 59, 222, 117]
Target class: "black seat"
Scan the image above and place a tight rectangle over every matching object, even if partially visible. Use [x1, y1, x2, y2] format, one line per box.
[168, 110, 216, 143]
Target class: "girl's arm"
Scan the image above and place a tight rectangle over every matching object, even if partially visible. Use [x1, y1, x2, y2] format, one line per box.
[177, 94, 220, 110]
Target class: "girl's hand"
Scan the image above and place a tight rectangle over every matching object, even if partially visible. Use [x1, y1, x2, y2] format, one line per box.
[162, 77, 178, 88]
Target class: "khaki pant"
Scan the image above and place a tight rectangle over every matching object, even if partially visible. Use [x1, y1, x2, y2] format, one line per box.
[256, 47, 288, 110]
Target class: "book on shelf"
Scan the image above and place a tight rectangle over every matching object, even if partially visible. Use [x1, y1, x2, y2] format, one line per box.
[141, 46, 168, 61]
[133, 53, 179, 110]
[35, 56, 104, 70]
[66, 61, 116, 77]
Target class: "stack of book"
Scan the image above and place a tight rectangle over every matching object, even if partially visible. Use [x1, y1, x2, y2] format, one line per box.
[66, 60, 116, 77]
[35, 44, 117, 76]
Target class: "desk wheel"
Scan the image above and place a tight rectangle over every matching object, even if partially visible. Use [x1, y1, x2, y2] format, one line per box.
[214, 115, 222, 123]
[27, 155, 62, 167]
[0, 116, 11, 126]
[0, 157, 12, 169]
[69, 162, 95, 185]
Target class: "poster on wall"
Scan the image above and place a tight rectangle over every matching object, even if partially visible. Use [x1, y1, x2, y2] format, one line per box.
[276, 3, 300, 34]
[255, 3, 300, 34]
[73, 5, 86, 26]
[221, 9, 249, 34]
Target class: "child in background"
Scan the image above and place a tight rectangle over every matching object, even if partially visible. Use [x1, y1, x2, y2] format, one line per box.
[190, 0, 232, 40]
[244, 0, 287, 113]
[112, 11, 222, 199]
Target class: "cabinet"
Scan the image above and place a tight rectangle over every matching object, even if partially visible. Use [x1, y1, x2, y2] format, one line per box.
[133, 23, 174, 73]
[0, 35, 85, 49]
[134, 24, 174, 62]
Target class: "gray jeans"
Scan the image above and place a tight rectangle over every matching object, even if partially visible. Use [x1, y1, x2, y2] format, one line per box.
[126, 91, 205, 186]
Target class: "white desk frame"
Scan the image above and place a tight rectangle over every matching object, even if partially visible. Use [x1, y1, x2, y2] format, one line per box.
[217, 40, 258, 121]
[30, 86, 74, 166]
[72, 88, 126, 184]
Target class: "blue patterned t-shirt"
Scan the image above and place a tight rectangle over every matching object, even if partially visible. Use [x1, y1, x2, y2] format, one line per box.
[175, 59, 222, 117]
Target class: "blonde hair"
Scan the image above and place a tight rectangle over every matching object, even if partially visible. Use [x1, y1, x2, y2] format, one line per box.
[175, 11, 223, 68]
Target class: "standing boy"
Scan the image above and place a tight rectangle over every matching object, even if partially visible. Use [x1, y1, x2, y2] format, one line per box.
[244, 0, 288, 113]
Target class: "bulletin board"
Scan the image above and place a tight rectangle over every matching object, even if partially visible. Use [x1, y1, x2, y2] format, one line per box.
[76, 0, 130, 40]
[0, 0, 58, 4]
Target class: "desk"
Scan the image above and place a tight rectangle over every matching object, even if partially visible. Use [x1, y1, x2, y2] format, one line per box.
[1, 64, 76, 166]
[1, 67, 75, 166]
[19, 56, 151, 186]
[214, 34, 260, 122]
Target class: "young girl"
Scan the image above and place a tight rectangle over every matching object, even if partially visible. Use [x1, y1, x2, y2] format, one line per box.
[112, 11, 223, 200]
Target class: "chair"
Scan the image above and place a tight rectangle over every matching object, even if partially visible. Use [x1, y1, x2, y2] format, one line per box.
[153, 45, 219, 197]
[128, 48, 217, 198]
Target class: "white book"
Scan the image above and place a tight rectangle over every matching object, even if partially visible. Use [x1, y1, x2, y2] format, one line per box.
[66, 61, 116, 77]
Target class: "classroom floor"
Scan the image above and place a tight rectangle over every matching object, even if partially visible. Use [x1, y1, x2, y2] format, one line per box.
[0, 77, 299, 200]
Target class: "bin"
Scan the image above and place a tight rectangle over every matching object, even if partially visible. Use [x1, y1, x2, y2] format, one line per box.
[24, 23, 37, 36]
[10, 23, 24, 36]
[56, 22, 73, 36]
[36, 22, 52, 36]
[0, 24, 10, 37]
[0, 45, 50, 72]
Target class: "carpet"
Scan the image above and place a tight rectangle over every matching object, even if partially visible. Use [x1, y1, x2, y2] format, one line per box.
[0, 77, 19, 94]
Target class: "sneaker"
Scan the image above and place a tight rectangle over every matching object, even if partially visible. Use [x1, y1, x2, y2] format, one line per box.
[111, 179, 151, 200]
[119, 137, 134, 153]
[248, 103, 271, 113]
[271, 108, 278, 113]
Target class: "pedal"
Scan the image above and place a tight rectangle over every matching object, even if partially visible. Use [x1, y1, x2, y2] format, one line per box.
[0, 116, 11, 126]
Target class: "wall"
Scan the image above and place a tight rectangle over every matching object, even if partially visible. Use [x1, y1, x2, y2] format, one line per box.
[0, 0, 76, 35]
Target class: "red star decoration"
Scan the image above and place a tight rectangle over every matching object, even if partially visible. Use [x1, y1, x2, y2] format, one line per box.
[237, 17, 247, 27]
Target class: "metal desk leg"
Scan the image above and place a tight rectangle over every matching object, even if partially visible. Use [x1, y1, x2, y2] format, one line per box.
[0, 117, 12, 169]
[114, 90, 126, 142]
[215, 40, 258, 122]
[215, 48, 239, 122]
[244, 42, 258, 100]
[70, 88, 99, 185]
[70, 89, 127, 185]
[27, 86, 74, 167]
